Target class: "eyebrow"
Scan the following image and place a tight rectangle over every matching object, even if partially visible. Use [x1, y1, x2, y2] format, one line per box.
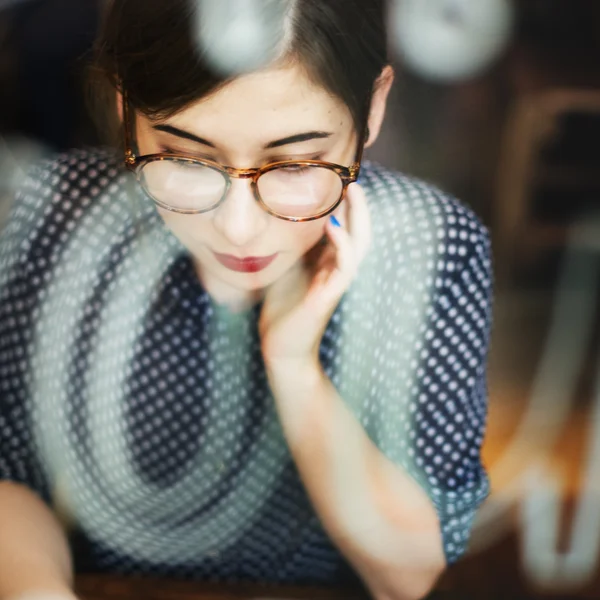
[152, 124, 333, 150]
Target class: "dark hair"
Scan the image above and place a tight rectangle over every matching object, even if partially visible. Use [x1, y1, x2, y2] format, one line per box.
[91, 0, 389, 138]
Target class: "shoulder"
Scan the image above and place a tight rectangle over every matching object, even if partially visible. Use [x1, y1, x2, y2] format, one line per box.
[360, 161, 490, 253]
[1, 147, 134, 269]
[11, 146, 127, 221]
[359, 161, 492, 284]
[345, 162, 493, 351]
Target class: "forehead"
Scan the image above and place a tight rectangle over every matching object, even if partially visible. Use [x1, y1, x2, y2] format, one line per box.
[165, 64, 351, 139]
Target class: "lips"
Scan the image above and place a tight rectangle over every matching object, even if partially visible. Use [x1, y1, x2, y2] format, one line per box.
[213, 251, 279, 273]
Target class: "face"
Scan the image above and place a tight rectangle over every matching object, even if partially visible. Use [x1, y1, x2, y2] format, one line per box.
[134, 63, 359, 307]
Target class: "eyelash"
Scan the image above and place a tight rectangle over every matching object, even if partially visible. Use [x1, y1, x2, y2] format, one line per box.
[159, 145, 214, 161]
[158, 145, 324, 164]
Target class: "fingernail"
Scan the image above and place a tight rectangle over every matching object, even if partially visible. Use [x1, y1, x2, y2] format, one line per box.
[330, 215, 341, 228]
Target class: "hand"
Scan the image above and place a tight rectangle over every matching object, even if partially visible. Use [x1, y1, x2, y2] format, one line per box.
[259, 183, 372, 367]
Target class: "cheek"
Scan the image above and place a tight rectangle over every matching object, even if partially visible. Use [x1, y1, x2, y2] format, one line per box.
[280, 221, 326, 256]
[157, 209, 187, 234]
[157, 209, 213, 243]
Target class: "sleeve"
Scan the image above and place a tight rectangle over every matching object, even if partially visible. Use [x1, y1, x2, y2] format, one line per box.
[0, 164, 53, 501]
[333, 180, 493, 566]
[413, 224, 492, 564]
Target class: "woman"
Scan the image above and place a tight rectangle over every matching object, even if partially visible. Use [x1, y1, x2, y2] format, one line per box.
[0, 1, 492, 599]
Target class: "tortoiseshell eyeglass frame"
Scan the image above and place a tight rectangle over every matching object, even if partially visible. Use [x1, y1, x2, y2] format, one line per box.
[122, 91, 368, 222]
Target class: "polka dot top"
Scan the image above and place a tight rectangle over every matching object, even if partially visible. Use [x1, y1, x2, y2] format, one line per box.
[0, 148, 491, 585]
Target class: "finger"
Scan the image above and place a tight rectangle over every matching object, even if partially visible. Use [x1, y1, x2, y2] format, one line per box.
[328, 216, 357, 272]
[332, 190, 351, 228]
[304, 207, 361, 312]
[345, 183, 372, 263]
[320, 217, 357, 300]
[305, 218, 354, 311]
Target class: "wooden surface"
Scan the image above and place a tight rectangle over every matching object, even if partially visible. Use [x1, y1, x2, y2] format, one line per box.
[74, 575, 369, 600]
[74, 575, 467, 600]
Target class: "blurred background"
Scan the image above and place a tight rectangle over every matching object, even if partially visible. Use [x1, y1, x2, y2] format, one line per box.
[1, 1, 600, 598]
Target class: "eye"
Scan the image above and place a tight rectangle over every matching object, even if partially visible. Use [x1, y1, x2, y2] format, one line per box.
[177, 160, 207, 170]
[159, 145, 178, 155]
[281, 164, 312, 174]
[271, 155, 324, 170]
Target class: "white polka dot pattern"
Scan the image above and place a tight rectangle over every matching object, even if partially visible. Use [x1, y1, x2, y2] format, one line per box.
[0, 149, 491, 585]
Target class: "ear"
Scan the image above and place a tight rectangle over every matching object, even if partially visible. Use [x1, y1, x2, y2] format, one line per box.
[364, 65, 395, 148]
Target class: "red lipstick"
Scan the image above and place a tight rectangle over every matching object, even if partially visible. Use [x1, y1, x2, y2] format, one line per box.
[213, 251, 278, 273]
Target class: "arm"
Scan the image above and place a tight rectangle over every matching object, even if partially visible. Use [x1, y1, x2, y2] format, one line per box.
[260, 184, 446, 599]
[266, 362, 445, 600]
[0, 164, 76, 600]
[0, 482, 76, 600]
[259, 182, 491, 598]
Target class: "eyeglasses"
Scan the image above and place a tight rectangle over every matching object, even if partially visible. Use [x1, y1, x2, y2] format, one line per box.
[122, 92, 368, 222]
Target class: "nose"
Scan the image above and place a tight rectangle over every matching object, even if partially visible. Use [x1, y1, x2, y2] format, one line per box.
[212, 177, 269, 249]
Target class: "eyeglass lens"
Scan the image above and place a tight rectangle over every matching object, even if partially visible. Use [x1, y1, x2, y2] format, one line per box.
[140, 160, 344, 218]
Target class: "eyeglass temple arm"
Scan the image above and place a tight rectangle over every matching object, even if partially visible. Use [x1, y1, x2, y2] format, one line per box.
[122, 91, 136, 166]
[351, 94, 373, 180]
[348, 122, 369, 181]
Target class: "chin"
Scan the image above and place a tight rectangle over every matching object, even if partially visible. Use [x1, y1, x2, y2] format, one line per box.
[232, 276, 273, 291]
